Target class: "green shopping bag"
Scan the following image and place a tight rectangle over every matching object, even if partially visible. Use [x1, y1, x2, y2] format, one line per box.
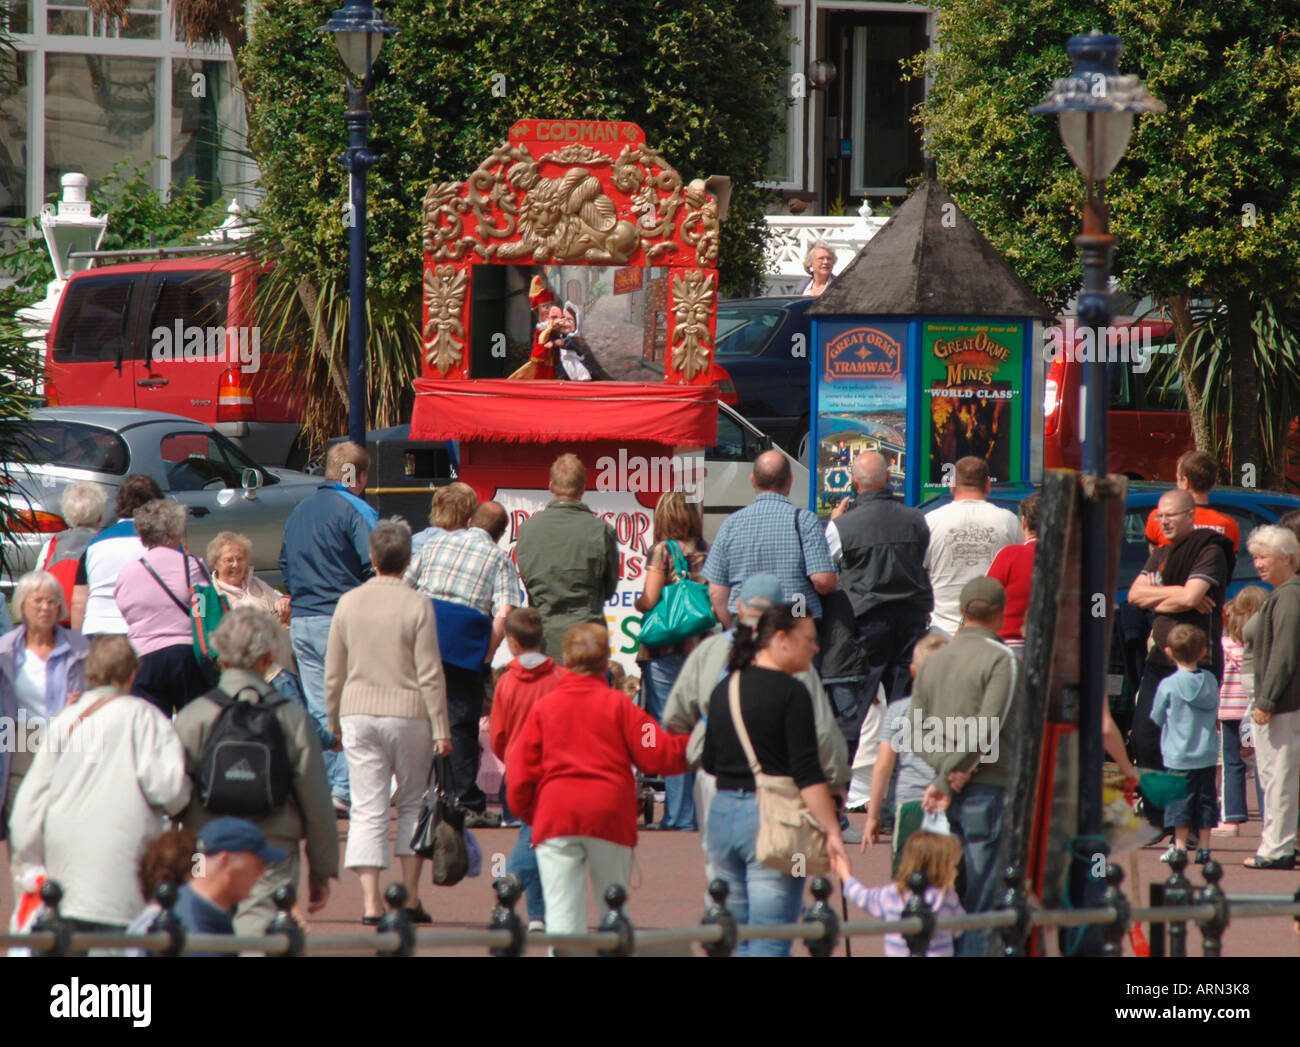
[637, 541, 716, 649]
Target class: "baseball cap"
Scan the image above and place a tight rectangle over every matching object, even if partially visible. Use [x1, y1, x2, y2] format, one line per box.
[736, 574, 784, 624]
[197, 817, 287, 865]
[959, 576, 1007, 618]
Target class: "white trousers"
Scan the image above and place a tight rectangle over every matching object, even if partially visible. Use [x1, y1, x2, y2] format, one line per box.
[534, 835, 633, 938]
[846, 687, 887, 808]
[694, 769, 719, 885]
[1254, 708, 1300, 860]
[342, 714, 433, 869]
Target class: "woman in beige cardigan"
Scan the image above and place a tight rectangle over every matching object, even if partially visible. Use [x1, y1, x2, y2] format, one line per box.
[325, 519, 452, 923]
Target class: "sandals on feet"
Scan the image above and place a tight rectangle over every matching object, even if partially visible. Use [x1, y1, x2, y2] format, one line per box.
[1244, 854, 1295, 870]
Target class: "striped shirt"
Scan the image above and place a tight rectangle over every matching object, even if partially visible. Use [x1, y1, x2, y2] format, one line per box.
[1219, 636, 1249, 719]
[842, 877, 963, 956]
[404, 527, 521, 617]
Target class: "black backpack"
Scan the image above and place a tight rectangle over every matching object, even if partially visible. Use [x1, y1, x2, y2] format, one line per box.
[195, 686, 292, 817]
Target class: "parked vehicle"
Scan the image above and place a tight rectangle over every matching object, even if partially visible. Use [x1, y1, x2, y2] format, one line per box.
[1, 406, 322, 592]
[711, 296, 816, 462]
[44, 255, 308, 469]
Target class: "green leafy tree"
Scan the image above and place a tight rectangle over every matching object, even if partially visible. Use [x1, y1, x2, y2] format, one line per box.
[919, 2, 1300, 487]
[240, 0, 787, 447]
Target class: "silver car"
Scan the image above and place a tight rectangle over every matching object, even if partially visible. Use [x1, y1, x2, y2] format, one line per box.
[1, 406, 323, 591]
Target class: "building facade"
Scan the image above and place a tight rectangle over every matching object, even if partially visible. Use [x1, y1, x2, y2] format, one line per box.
[1, 0, 251, 255]
[765, 0, 933, 209]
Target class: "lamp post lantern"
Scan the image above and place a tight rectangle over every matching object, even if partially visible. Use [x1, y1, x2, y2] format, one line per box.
[1033, 30, 1163, 947]
[318, 0, 398, 447]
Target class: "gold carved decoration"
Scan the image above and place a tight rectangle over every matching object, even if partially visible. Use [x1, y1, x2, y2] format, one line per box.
[421, 139, 722, 268]
[423, 265, 469, 375]
[670, 270, 716, 381]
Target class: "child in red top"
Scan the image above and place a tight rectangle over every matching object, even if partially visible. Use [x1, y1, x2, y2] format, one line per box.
[986, 493, 1039, 645]
[488, 608, 564, 930]
[490, 608, 564, 764]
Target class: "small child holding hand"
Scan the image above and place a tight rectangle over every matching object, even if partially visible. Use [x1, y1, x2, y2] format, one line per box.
[1150, 623, 1220, 866]
[832, 830, 965, 956]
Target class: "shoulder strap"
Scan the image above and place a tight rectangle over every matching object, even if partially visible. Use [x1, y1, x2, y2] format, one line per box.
[726, 671, 763, 778]
[139, 557, 190, 614]
[793, 507, 807, 575]
[664, 540, 689, 582]
[68, 692, 120, 735]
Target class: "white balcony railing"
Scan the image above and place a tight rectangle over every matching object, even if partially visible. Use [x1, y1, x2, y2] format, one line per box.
[762, 203, 890, 296]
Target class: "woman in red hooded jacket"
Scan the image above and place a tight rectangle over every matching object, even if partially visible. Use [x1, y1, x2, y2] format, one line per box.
[507, 623, 689, 941]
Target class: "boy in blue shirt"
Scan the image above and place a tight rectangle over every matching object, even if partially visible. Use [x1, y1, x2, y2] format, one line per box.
[1150, 624, 1220, 865]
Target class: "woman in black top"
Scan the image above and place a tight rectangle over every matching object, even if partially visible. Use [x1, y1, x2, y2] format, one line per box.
[702, 604, 847, 956]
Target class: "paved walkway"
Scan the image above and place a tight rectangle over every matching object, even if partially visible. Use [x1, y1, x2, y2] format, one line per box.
[6, 805, 1296, 957]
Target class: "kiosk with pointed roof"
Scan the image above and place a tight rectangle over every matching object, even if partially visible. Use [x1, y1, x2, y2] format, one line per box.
[807, 175, 1053, 509]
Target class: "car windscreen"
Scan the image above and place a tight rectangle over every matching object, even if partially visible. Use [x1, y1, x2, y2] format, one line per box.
[159, 429, 273, 490]
[9, 420, 130, 474]
[715, 306, 786, 357]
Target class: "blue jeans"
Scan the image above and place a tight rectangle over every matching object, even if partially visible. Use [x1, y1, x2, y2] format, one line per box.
[508, 823, 545, 922]
[1220, 719, 1249, 824]
[945, 783, 1005, 957]
[291, 615, 350, 802]
[642, 654, 696, 830]
[707, 789, 805, 957]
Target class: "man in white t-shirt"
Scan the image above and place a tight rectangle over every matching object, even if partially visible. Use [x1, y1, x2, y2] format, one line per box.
[923, 457, 1020, 635]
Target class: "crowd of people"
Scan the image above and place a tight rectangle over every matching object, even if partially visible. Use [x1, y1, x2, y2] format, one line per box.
[0, 435, 1288, 957]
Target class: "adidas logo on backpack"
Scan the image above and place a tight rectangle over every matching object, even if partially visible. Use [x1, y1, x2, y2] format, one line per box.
[224, 759, 257, 782]
[196, 687, 292, 817]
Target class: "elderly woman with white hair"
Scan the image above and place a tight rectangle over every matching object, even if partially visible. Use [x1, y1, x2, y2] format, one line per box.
[1243, 524, 1300, 869]
[0, 570, 89, 832]
[113, 498, 212, 715]
[36, 481, 108, 625]
[207, 531, 295, 667]
[174, 605, 338, 933]
[801, 241, 837, 297]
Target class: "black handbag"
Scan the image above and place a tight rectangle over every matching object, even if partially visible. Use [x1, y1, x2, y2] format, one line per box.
[410, 755, 470, 886]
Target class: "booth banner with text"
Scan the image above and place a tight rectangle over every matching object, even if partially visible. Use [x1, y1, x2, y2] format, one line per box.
[814, 320, 909, 516]
[921, 321, 1024, 491]
[491, 487, 650, 675]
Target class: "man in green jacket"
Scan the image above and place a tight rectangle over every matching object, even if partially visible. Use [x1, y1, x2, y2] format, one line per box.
[515, 454, 620, 661]
[915, 575, 1019, 957]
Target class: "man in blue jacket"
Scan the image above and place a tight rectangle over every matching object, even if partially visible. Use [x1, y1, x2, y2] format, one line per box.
[279, 441, 378, 814]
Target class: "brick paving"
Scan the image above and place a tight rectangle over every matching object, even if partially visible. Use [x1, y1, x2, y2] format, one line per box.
[7, 802, 1296, 957]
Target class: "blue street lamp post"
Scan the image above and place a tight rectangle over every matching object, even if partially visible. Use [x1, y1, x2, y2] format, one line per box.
[318, 1, 398, 447]
[1033, 31, 1163, 947]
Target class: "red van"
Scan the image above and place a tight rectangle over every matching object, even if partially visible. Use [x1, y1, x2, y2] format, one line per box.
[1042, 318, 1191, 481]
[44, 255, 308, 468]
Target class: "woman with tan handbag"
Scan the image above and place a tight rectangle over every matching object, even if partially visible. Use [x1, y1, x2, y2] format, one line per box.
[701, 603, 847, 956]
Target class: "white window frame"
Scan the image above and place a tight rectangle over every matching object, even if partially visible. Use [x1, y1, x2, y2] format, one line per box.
[759, 1, 807, 192]
[813, 1, 935, 198]
[5, 0, 252, 227]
